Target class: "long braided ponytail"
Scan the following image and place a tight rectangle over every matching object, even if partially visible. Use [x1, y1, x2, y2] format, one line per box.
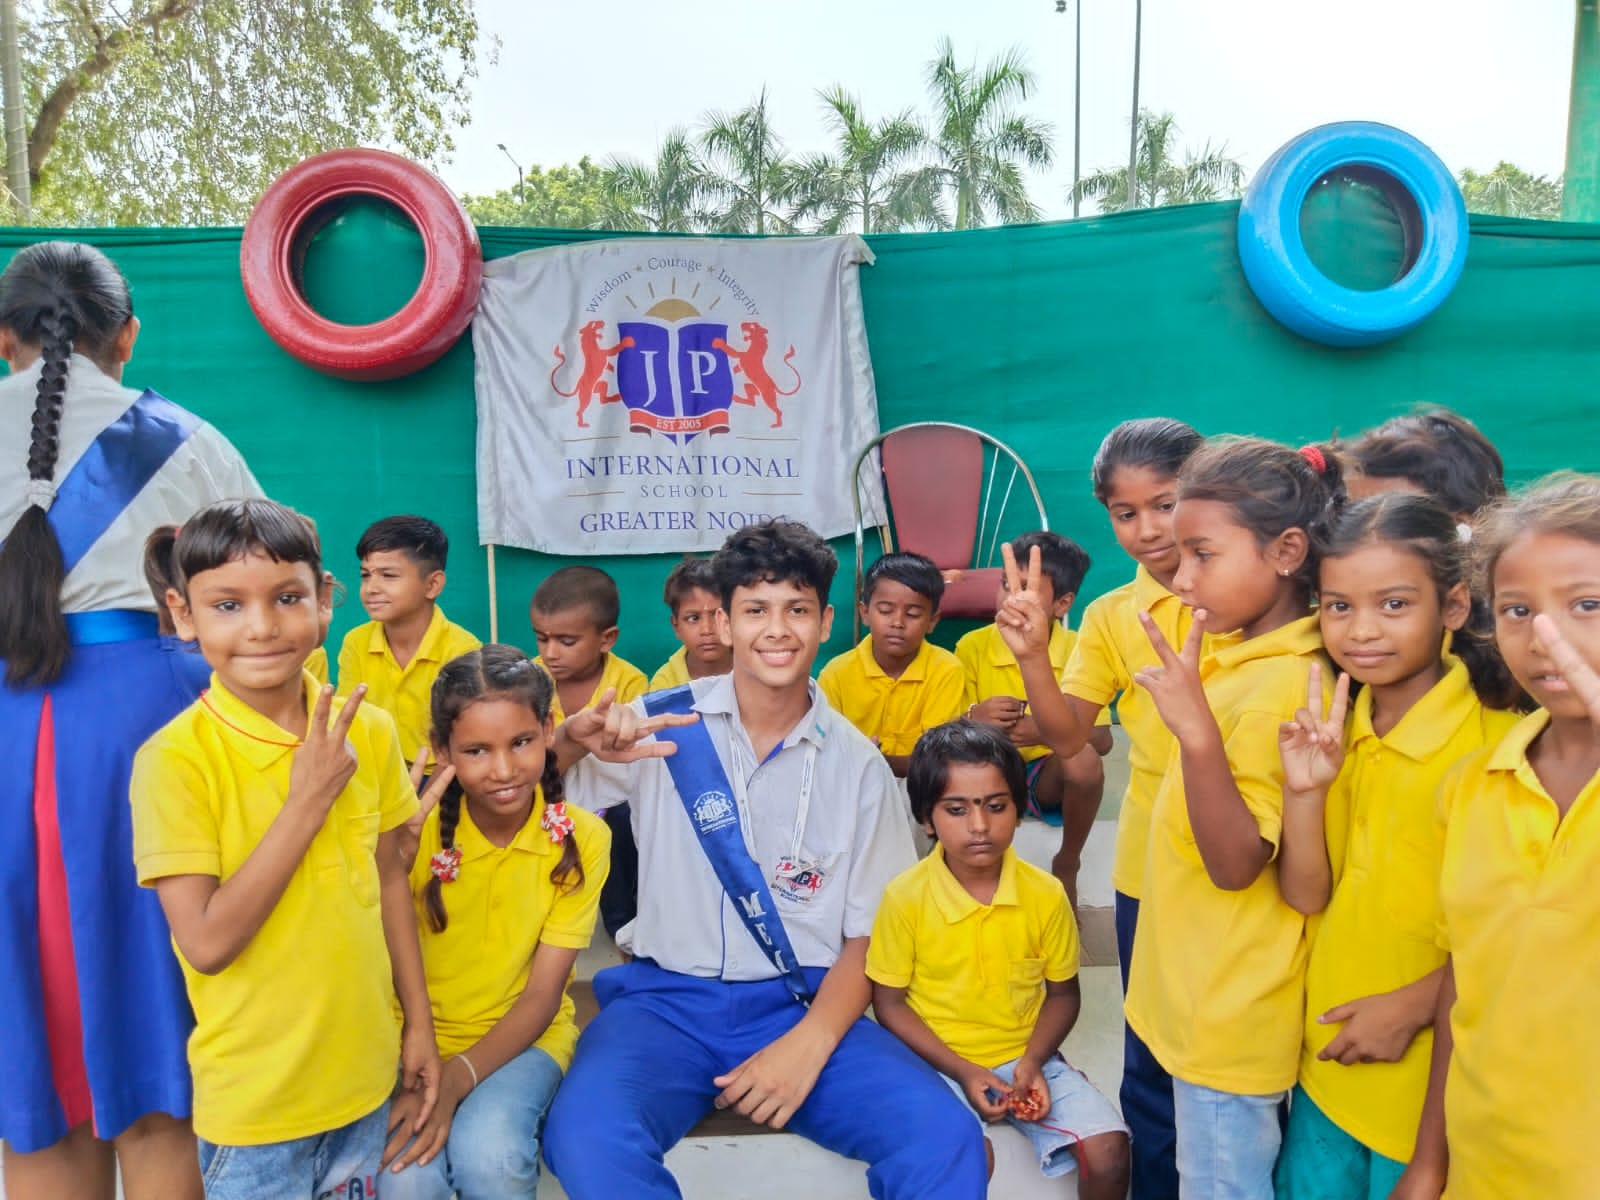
[422, 779, 466, 933]
[0, 243, 134, 687]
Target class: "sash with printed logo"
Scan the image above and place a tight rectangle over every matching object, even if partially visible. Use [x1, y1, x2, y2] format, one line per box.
[643, 684, 814, 1006]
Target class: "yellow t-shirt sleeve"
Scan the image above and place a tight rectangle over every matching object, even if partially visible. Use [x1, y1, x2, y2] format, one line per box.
[1041, 887, 1080, 982]
[955, 632, 984, 709]
[131, 742, 222, 884]
[1061, 602, 1123, 708]
[924, 657, 966, 729]
[365, 708, 420, 832]
[864, 887, 916, 988]
[615, 663, 649, 705]
[817, 655, 848, 712]
[1226, 709, 1291, 853]
[335, 628, 364, 698]
[540, 812, 613, 950]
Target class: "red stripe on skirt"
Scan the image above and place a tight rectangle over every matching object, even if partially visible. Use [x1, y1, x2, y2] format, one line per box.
[34, 694, 94, 1132]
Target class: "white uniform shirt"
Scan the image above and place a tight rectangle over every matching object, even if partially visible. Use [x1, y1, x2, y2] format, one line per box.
[568, 674, 915, 980]
[0, 356, 261, 614]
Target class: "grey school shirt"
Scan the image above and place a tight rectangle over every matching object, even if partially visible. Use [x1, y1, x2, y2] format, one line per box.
[566, 674, 914, 981]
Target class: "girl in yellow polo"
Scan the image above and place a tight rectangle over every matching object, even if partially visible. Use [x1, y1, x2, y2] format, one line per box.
[383, 644, 610, 1199]
[1270, 494, 1523, 1200]
[1396, 474, 1600, 1200]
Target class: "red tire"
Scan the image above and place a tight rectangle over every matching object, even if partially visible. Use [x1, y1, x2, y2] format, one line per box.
[240, 147, 483, 382]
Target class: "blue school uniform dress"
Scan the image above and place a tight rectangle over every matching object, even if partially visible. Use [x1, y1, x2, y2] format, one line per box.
[0, 358, 259, 1152]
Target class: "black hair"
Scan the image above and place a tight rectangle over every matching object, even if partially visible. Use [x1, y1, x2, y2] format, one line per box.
[356, 514, 449, 574]
[1008, 530, 1090, 603]
[1091, 417, 1205, 504]
[907, 719, 1029, 825]
[170, 498, 321, 596]
[663, 557, 720, 611]
[1346, 408, 1505, 518]
[531, 564, 621, 630]
[861, 551, 945, 610]
[423, 643, 581, 933]
[143, 524, 181, 636]
[0, 241, 135, 687]
[1179, 437, 1347, 600]
[710, 518, 837, 611]
[1318, 494, 1526, 711]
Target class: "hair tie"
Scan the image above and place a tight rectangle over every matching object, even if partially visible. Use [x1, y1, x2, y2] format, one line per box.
[541, 799, 575, 845]
[1298, 445, 1328, 475]
[429, 846, 462, 883]
[1456, 522, 1473, 544]
[24, 478, 56, 512]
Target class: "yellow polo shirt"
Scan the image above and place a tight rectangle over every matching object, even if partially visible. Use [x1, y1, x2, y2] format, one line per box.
[130, 672, 418, 1146]
[411, 790, 610, 1070]
[336, 605, 481, 765]
[1434, 711, 1600, 1200]
[866, 846, 1078, 1068]
[539, 652, 649, 724]
[1061, 566, 1191, 898]
[1125, 614, 1327, 1095]
[306, 645, 329, 687]
[954, 623, 1109, 764]
[1300, 660, 1518, 1163]
[817, 636, 965, 757]
[649, 646, 691, 691]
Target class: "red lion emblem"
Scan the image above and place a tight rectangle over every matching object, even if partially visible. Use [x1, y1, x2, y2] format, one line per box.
[712, 322, 801, 429]
[551, 320, 635, 428]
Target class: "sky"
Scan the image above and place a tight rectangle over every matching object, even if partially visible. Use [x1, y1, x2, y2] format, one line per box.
[438, 0, 1576, 221]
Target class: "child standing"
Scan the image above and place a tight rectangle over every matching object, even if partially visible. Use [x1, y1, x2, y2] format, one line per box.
[337, 515, 480, 770]
[649, 557, 731, 689]
[1000, 416, 1202, 1199]
[384, 645, 610, 1199]
[130, 499, 439, 1199]
[955, 530, 1111, 908]
[1395, 474, 1600, 1200]
[818, 551, 965, 777]
[1272, 494, 1522, 1199]
[542, 519, 988, 1199]
[868, 720, 1131, 1197]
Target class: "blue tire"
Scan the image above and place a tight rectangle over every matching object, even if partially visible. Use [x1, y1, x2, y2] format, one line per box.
[1237, 122, 1467, 347]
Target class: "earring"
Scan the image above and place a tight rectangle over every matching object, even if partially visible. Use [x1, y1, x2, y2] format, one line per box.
[1278, 569, 1289, 577]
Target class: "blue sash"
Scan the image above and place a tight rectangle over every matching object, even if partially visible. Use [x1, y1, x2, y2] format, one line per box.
[45, 389, 200, 572]
[643, 684, 815, 1006]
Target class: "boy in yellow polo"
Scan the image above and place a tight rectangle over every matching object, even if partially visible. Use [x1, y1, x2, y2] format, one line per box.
[648, 557, 731, 690]
[130, 498, 437, 1199]
[868, 720, 1129, 1196]
[337, 515, 481, 769]
[818, 552, 964, 777]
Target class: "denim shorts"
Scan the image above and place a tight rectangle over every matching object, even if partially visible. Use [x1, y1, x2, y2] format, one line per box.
[1172, 1078, 1288, 1200]
[196, 1101, 388, 1199]
[941, 1053, 1128, 1178]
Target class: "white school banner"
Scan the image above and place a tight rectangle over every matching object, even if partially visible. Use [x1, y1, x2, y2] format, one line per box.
[472, 235, 885, 555]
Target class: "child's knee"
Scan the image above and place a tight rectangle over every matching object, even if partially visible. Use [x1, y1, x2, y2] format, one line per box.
[1063, 744, 1105, 790]
[1078, 1130, 1131, 1181]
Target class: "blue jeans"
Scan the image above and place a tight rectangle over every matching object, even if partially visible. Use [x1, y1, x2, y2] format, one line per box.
[543, 959, 987, 1200]
[1172, 1079, 1287, 1200]
[196, 1101, 388, 1199]
[1118, 891, 1179, 1200]
[384, 1044, 564, 1199]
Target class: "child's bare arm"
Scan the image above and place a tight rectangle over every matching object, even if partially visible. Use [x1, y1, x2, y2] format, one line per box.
[1392, 959, 1454, 1199]
[1011, 976, 1080, 1111]
[1277, 665, 1349, 914]
[1317, 967, 1444, 1066]
[872, 981, 1010, 1122]
[153, 686, 364, 975]
[379, 824, 439, 1130]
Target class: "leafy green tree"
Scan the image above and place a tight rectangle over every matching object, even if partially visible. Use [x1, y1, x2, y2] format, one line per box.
[924, 37, 1052, 229]
[700, 88, 797, 235]
[463, 159, 611, 229]
[1075, 110, 1243, 213]
[599, 129, 711, 233]
[789, 86, 946, 234]
[18, 0, 479, 225]
[1458, 162, 1562, 219]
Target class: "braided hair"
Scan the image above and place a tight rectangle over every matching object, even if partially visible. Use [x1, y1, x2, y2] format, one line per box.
[422, 644, 585, 933]
[0, 242, 135, 687]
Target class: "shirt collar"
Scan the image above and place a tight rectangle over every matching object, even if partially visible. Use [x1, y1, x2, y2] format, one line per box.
[1486, 708, 1552, 773]
[1349, 656, 1481, 761]
[1203, 613, 1322, 675]
[198, 670, 321, 770]
[1133, 564, 1180, 614]
[695, 672, 831, 750]
[855, 634, 932, 682]
[927, 844, 1021, 922]
[367, 604, 452, 667]
[454, 784, 556, 863]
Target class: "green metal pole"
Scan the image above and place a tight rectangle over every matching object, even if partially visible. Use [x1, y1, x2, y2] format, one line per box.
[1564, 0, 1600, 220]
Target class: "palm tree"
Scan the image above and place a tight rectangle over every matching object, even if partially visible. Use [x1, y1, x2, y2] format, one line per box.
[789, 87, 948, 234]
[599, 129, 710, 233]
[1076, 110, 1244, 213]
[924, 37, 1053, 229]
[700, 88, 796, 235]
[1458, 162, 1562, 218]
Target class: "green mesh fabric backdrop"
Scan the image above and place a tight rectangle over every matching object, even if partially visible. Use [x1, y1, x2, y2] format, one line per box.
[4, 189, 1595, 671]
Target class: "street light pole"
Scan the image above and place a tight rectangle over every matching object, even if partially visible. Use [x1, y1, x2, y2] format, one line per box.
[496, 142, 525, 205]
[1053, 0, 1082, 218]
[1128, 0, 1142, 209]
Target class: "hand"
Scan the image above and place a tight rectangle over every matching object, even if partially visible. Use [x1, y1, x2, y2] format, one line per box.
[1534, 613, 1600, 729]
[399, 1020, 441, 1131]
[959, 1064, 1013, 1123]
[995, 543, 1054, 660]
[383, 1058, 467, 1171]
[287, 685, 365, 817]
[712, 1021, 833, 1129]
[1318, 988, 1427, 1065]
[1278, 662, 1351, 796]
[969, 696, 1025, 728]
[1388, 1161, 1446, 1200]
[561, 689, 700, 763]
[1132, 610, 1214, 744]
[1008, 1058, 1050, 1122]
[396, 749, 458, 871]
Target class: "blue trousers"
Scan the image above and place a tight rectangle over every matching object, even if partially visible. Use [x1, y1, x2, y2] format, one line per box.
[543, 959, 988, 1200]
[1118, 891, 1179, 1200]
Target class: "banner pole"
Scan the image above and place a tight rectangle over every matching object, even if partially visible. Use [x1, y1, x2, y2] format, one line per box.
[486, 543, 499, 644]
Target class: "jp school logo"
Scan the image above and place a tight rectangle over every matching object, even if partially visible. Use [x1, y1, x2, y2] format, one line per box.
[550, 258, 802, 442]
[692, 789, 736, 834]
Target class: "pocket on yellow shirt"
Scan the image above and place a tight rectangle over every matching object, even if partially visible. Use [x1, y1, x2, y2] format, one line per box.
[341, 810, 383, 907]
[1008, 957, 1046, 1018]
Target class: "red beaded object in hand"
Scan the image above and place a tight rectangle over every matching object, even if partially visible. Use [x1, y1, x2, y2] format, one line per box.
[429, 846, 462, 883]
[1008, 1086, 1049, 1122]
[541, 800, 575, 845]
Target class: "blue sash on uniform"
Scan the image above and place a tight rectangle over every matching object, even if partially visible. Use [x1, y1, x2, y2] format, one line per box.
[643, 684, 815, 1006]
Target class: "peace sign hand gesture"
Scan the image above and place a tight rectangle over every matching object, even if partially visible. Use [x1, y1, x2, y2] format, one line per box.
[1534, 613, 1600, 731]
[1278, 662, 1351, 796]
[287, 684, 366, 820]
[994, 542, 1054, 662]
[1133, 609, 1213, 744]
